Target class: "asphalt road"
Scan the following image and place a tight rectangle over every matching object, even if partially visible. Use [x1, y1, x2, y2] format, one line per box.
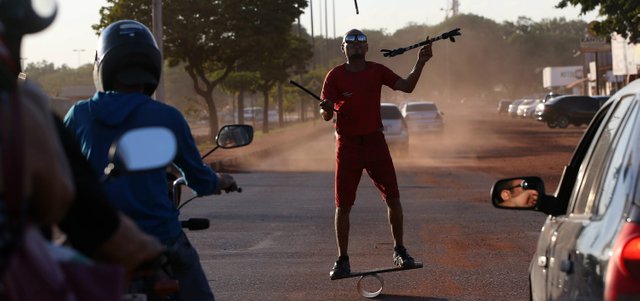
[180, 105, 583, 300]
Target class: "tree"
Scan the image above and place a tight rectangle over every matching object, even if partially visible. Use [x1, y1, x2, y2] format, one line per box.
[250, 34, 312, 133]
[220, 71, 260, 125]
[94, 0, 308, 141]
[556, 0, 640, 42]
[225, 0, 311, 133]
[23, 61, 92, 96]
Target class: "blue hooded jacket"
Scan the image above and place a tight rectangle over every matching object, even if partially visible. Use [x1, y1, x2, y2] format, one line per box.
[64, 91, 218, 242]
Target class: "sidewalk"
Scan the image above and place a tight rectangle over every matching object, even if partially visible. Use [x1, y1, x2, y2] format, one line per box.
[197, 120, 330, 170]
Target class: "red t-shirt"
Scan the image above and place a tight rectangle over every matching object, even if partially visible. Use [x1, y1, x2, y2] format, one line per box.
[321, 62, 401, 136]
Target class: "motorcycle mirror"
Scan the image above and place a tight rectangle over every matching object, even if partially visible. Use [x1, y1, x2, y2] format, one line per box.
[105, 127, 177, 177]
[215, 124, 254, 149]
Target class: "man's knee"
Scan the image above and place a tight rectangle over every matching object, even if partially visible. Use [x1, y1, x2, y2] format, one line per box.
[336, 206, 352, 216]
[385, 197, 401, 207]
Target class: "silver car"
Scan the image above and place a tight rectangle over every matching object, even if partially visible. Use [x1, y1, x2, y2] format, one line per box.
[400, 101, 444, 132]
[490, 78, 640, 300]
[381, 102, 409, 153]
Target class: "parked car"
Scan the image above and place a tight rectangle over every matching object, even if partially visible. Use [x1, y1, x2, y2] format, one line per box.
[381, 102, 409, 153]
[243, 106, 278, 124]
[489, 78, 640, 300]
[399, 101, 444, 133]
[508, 98, 526, 118]
[523, 99, 542, 119]
[535, 95, 606, 128]
[542, 91, 562, 104]
[534, 92, 564, 118]
[497, 99, 512, 115]
[516, 99, 541, 119]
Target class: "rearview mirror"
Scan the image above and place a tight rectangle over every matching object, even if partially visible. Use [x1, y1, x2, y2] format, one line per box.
[491, 176, 544, 210]
[215, 124, 254, 149]
[105, 127, 177, 177]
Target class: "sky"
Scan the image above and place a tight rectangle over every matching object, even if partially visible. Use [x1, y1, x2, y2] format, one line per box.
[22, 0, 600, 69]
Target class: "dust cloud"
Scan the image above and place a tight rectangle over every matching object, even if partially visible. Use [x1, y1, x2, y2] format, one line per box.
[238, 102, 510, 173]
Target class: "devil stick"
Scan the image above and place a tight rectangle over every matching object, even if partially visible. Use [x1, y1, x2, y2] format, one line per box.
[289, 80, 341, 114]
[381, 28, 462, 58]
[354, 0, 359, 14]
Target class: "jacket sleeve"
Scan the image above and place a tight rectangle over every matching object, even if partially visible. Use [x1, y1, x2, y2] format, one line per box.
[169, 108, 219, 196]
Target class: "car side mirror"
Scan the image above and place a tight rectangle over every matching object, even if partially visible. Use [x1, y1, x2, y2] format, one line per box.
[491, 176, 545, 210]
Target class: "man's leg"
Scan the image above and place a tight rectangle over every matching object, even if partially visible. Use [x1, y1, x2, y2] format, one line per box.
[330, 206, 352, 278]
[335, 206, 351, 256]
[386, 197, 416, 267]
[332, 135, 360, 277]
[386, 197, 403, 247]
[166, 231, 215, 301]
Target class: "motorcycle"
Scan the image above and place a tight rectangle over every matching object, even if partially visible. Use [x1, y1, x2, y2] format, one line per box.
[110, 124, 253, 300]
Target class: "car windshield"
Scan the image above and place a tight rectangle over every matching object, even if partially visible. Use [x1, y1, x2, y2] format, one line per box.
[407, 103, 437, 112]
[381, 105, 402, 119]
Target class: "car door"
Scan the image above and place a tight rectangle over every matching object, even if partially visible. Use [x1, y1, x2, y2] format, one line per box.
[546, 95, 637, 300]
[530, 215, 561, 301]
[529, 102, 613, 301]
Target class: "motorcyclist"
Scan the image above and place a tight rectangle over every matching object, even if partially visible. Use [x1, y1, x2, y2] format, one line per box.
[64, 19, 237, 301]
[0, 0, 164, 276]
[0, 0, 75, 269]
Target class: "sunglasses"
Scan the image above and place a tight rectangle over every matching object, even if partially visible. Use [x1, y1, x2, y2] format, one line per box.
[508, 180, 529, 190]
[344, 33, 367, 44]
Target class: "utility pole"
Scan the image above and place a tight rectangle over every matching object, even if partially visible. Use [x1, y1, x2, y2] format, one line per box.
[442, 0, 460, 20]
[332, 0, 336, 39]
[451, 0, 459, 16]
[152, 0, 165, 102]
[72, 49, 85, 68]
[324, 0, 328, 66]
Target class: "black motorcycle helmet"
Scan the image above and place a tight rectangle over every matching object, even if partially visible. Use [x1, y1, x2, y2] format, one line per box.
[93, 20, 161, 96]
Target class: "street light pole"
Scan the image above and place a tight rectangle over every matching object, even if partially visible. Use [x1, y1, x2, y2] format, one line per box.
[72, 49, 85, 68]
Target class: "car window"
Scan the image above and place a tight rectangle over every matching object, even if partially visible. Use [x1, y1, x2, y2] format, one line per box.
[570, 96, 635, 216]
[594, 97, 637, 216]
[381, 106, 402, 119]
[407, 103, 437, 112]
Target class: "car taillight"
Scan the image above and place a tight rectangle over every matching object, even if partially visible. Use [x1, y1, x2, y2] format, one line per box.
[621, 236, 640, 278]
[605, 222, 640, 301]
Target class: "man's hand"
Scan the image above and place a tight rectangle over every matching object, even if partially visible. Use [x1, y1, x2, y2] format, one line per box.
[417, 43, 433, 65]
[320, 99, 334, 112]
[505, 189, 538, 208]
[320, 99, 334, 121]
[215, 173, 237, 194]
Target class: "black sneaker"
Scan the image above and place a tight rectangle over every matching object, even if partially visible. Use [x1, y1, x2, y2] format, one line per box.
[329, 257, 351, 279]
[393, 245, 416, 268]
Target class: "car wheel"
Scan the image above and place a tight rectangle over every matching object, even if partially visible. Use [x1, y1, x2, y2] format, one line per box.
[556, 115, 570, 128]
[547, 120, 558, 128]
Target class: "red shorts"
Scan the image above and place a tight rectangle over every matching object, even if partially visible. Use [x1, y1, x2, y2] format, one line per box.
[335, 131, 399, 208]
